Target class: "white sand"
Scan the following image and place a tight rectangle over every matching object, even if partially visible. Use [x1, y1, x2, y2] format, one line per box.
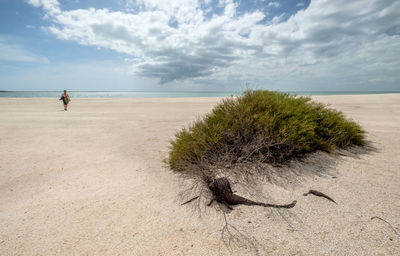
[0, 95, 399, 255]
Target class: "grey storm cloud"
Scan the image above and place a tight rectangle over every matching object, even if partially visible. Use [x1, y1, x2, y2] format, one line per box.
[137, 49, 238, 83]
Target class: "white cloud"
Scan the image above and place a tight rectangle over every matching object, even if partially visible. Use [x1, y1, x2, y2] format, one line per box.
[26, 0, 400, 90]
[268, 2, 280, 8]
[271, 13, 285, 24]
[27, 0, 60, 15]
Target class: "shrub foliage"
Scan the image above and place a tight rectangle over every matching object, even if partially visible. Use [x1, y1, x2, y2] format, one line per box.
[169, 90, 365, 172]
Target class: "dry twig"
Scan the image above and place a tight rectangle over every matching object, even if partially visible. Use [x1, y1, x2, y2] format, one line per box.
[181, 196, 200, 205]
[371, 216, 399, 235]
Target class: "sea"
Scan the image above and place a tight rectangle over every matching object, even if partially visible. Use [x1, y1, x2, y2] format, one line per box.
[0, 91, 399, 98]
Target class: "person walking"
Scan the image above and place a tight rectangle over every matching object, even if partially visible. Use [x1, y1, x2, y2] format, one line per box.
[60, 90, 71, 111]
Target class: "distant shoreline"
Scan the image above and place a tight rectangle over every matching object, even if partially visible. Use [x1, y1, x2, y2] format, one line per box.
[1, 90, 399, 98]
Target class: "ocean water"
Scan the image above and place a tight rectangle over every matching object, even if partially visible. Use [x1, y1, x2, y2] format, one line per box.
[0, 91, 238, 98]
[0, 91, 399, 98]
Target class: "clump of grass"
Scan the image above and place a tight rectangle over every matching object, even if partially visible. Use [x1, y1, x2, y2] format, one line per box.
[169, 90, 365, 172]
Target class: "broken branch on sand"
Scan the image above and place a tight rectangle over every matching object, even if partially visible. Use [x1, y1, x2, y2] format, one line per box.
[303, 189, 337, 204]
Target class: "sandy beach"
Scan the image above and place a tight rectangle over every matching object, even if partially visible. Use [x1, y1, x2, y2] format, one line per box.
[0, 94, 399, 255]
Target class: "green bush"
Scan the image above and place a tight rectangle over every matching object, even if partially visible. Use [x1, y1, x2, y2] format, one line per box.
[169, 90, 365, 172]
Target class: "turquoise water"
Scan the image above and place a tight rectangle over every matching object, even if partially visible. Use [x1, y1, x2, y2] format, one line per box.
[0, 91, 399, 98]
[0, 91, 238, 98]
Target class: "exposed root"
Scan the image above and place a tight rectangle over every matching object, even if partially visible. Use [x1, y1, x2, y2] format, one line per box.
[208, 177, 297, 209]
[220, 212, 260, 255]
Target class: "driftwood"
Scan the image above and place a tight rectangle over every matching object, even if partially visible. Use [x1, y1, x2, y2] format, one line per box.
[207, 177, 297, 210]
[303, 189, 337, 204]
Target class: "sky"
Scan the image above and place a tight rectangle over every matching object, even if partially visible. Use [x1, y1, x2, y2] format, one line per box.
[0, 0, 399, 92]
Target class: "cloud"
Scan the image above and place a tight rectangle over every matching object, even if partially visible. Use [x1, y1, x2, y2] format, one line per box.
[34, 1, 265, 83]
[271, 13, 285, 23]
[26, 0, 400, 89]
[267, 2, 280, 8]
[0, 39, 49, 63]
[27, 0, 60, 15]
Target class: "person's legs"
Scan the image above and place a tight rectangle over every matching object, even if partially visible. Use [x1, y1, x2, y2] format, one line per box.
[64, 104, 67, 111]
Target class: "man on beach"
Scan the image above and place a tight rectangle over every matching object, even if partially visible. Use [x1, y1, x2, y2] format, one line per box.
[60, 90, 71, 111]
